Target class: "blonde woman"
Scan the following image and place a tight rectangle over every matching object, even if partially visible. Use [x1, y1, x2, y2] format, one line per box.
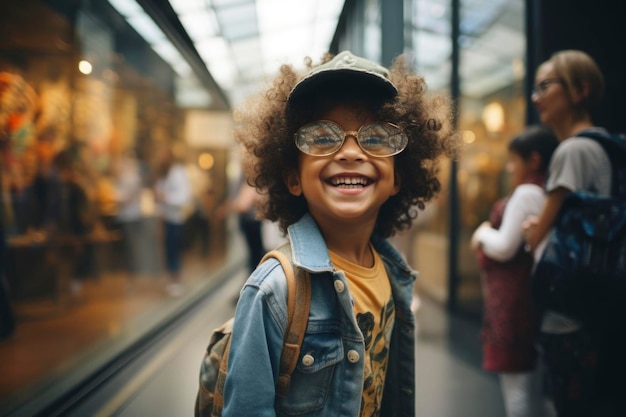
[523, 50, 622, 417]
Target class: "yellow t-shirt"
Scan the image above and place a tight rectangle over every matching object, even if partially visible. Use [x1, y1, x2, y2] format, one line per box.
[329, 245, 395, 417]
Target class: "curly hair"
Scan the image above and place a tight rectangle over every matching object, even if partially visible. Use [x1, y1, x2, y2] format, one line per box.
[234, 52, 459, 238]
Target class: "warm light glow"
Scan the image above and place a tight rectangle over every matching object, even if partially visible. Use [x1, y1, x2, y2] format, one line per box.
[462, 130, 476, 144]
[198, 152, 215, 170]
[482, 102, 505, 133]
[78, 60, 92, 75]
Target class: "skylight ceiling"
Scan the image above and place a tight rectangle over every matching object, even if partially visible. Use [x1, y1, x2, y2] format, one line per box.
[108, 0, 524, 108]
[169, 0, 346, 107]
[412, 0, 525, 97]
[107, 0, 212, 107]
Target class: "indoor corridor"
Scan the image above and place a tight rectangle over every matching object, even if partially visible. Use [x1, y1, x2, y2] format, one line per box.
[50, 253, 506, 417]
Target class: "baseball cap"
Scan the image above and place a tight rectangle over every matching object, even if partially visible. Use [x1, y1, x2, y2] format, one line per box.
[288, 51, 398, 103]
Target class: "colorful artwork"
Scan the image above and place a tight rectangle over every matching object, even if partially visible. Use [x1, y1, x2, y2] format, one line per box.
[0, 72, 38, 157]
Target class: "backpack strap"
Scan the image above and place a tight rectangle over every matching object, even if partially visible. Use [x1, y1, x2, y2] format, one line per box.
[260, 244, 311, 397]
[576, 130, 626, 198]
[209, 319, 234, 416]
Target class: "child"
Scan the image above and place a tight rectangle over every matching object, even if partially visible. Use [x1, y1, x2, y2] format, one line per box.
[223, 51, 458, 416]
[471, 125, 558, 417]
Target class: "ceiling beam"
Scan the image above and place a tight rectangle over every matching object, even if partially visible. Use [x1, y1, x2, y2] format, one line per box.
[136, 0, 231, 110]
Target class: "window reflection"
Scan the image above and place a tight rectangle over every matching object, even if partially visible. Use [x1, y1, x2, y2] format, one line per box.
[409, 0, 525, 313]
[0, 1, 228, 412]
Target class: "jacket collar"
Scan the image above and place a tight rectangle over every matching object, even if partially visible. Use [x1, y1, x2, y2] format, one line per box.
[287, 213, 335, 273]
[287, 213, 414, 276]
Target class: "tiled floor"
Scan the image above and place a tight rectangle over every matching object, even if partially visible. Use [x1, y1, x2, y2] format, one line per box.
[63, 273, 506, 417]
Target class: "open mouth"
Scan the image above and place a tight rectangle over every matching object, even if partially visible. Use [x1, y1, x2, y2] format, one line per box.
[328, 176, 373, 189]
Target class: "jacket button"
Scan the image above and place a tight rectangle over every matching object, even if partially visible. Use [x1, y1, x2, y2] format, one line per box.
[347, 350, 360, 363]
[334, 280, 345, 293]
[302, 354, 315, 366]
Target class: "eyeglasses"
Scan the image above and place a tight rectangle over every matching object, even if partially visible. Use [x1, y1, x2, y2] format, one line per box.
[294, 120, 408, 157]
[532, 77, 563, 97]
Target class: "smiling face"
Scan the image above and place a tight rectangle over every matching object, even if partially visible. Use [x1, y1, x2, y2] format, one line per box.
[286, 104, 401, 231]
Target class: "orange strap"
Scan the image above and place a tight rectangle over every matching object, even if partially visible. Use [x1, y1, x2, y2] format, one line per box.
[260, 245, 311, 397]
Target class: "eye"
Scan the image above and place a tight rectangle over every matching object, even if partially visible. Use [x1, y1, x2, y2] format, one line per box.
[538, 80, 550, 91]
[360, 134, 386, 148]
[305, 124, 341, 150]
[360, 124, 392, 149]
[310, 135, 338, 147]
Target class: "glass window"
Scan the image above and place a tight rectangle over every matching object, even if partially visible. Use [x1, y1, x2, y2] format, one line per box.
[0, 1, 230, 413]
[408, 0, 525, 313]
[456, 0, 526, 314]
[363, 0, 382, 62]
[407, 0, 453, 303]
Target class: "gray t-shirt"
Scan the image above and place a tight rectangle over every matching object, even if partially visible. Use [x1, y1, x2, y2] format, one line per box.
[541, 130, 612, 333]
[546, 134, 612, 196]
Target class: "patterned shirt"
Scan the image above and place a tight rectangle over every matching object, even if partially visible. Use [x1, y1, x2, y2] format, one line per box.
[329, 245, 395, 417]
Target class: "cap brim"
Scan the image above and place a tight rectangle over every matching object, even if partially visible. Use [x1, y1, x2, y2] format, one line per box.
[288, 69, 398, 103]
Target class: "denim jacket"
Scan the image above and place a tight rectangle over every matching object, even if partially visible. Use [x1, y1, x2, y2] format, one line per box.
[223, 213, 417, 417]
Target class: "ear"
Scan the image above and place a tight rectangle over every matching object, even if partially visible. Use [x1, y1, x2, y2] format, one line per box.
[571, 81, 590, 105]
[528, 151, 542, 172]
[284, 171, 302, 196]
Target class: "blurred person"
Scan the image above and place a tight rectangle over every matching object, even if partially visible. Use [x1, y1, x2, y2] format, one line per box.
[0, 146, 15, 339]
[6, 146, 42, 234]
[27, 141, 60, 233]
[0, 72, 37, 331]
[214, 176, 267, 276]
[49, 148, 98, 296]
[183, 161, 212, 256]
[233, 179, 266, 274]
[0, 206, 14, 340]
[94, 167, 119, 232]
[471, 125, 559, 417]
[220, 51, 458, 416]
[114, 150, 144, 282]
[154, 147, 191, 297]
[522, 50, 623, 417]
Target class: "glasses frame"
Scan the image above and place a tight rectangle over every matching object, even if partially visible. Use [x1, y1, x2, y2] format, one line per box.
[294, 120, 408, 158]
[532, 77, 564, 97]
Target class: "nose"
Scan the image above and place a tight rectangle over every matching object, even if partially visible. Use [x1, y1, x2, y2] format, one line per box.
[531, 91, 541, 104]
[336, 134, 365, 160]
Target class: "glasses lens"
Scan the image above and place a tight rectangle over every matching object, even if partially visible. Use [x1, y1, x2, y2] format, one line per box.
[359, 123, 408, 156]
[295, 121, 408, 157]
[295, 121, 343, 156]
[534, 78, 562, 96]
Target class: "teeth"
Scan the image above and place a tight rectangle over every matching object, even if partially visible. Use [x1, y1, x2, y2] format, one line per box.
[330, 177, 369, 187]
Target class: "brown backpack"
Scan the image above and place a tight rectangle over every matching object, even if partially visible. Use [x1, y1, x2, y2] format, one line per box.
[195, 244, 311, 417]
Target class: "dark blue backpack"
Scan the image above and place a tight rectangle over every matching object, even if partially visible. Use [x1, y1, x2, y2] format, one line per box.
[531, 130, 626, 322]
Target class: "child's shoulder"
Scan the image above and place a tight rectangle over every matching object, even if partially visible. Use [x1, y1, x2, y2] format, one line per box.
[514, 182, 544, 194]
[511, 183, 545, 202]
[246, 255, 288, 289]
